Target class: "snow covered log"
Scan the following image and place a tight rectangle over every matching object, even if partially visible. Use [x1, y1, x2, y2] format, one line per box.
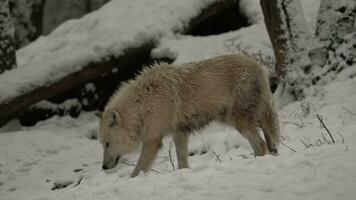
[0, 0, 240, 127]
[2, 43, 156, 126]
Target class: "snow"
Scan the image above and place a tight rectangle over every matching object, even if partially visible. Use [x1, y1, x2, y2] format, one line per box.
[239, 0, 264, 24]
[152, 24, 274, 69]
[1, 75, 356, 200]
[0, 0, 219, 103]
[300, 0, 321, 33]
[2, 0, 356, 199]
[32, 99, 81, 113]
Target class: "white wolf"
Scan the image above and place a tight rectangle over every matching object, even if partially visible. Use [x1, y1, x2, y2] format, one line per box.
[97, 54, 280, 177]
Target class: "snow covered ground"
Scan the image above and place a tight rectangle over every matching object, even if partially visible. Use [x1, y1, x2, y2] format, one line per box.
[2, 0, 356, 199]
[1, 72, 356, 200]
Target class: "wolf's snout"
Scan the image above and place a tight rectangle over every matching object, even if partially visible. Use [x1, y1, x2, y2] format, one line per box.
[102, 162, 115, 170]
[102, 155, 120, 170]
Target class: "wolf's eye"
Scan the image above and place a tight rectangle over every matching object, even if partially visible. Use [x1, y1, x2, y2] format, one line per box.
[105, 142, 109, 148]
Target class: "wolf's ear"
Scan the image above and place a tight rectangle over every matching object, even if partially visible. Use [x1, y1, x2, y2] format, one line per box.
[107, 109, 120, 127]
[94, 111, 103, 118]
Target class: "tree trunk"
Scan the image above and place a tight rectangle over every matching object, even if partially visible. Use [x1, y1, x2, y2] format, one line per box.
[42, 0, 109, 35]
[42, 0, 88, 35]
[9, 0, 46, 49]
[261, 0, 314, 102]
[0, 0, 17, 73]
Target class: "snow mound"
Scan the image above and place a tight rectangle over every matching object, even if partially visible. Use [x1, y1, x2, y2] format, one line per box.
[152, 24, 275, 69]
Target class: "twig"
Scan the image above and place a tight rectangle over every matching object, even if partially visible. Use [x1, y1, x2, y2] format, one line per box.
[168, 143, 175, 171]
[72, 175, 83, 187]
[300, 139, 312, 149]
[342, 106, 356, 117]
[280, 121, 304, 128]
[277, 139, 297, 153]
[24, 152, 39, 164]
[296, 113, 306, 127]
[342, 106, 356, 124]
[238, 154, 249, 159]
[300, 102, 311, 116]
[316, 113, 335, 143]
[121, 160, 160, 173]
[212, 150, 222, 163]
[121, 160, 136, 167]
[320, 132, 330, 144]
[303, 137, 313, 143]
[337, 132, 345, 144]
[314, 139, 323, 146]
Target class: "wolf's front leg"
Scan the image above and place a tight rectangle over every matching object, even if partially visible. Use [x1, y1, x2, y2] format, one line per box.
[173, 133, 190, 169]
[131, 139, 162, 177]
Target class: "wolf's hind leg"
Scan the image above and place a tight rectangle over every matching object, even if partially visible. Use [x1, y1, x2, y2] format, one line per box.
[131, 138, 162, 177]
[234, 119, 267, 156]
[173, 133, 190, 169]
[260, 104, 280, 155]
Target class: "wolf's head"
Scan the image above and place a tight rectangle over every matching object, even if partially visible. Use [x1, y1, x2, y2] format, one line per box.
[96, 109, 139, 170]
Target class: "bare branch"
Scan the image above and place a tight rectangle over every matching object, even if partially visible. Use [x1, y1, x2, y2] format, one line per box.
[24, 152, 39, 165]
[300, 139, 313, 149]
[314, 139, 323, 146]
[320, 132, 331, 144]
[343, 106, 356, 118]
[72, 175, 83, 187]
[281, 121, 304, 128]
[278, 139, 297, 152]
[316, 113, 335, 143]
[212, 150, 222, 163]
[121, 160, 160, 174]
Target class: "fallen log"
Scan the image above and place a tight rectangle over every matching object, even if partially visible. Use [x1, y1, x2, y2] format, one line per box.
[0, 0, 239, 127]
[1, 43, 155, 126]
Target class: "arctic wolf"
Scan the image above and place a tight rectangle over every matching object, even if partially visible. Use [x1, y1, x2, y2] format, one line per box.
[97, 54, 280, 177]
